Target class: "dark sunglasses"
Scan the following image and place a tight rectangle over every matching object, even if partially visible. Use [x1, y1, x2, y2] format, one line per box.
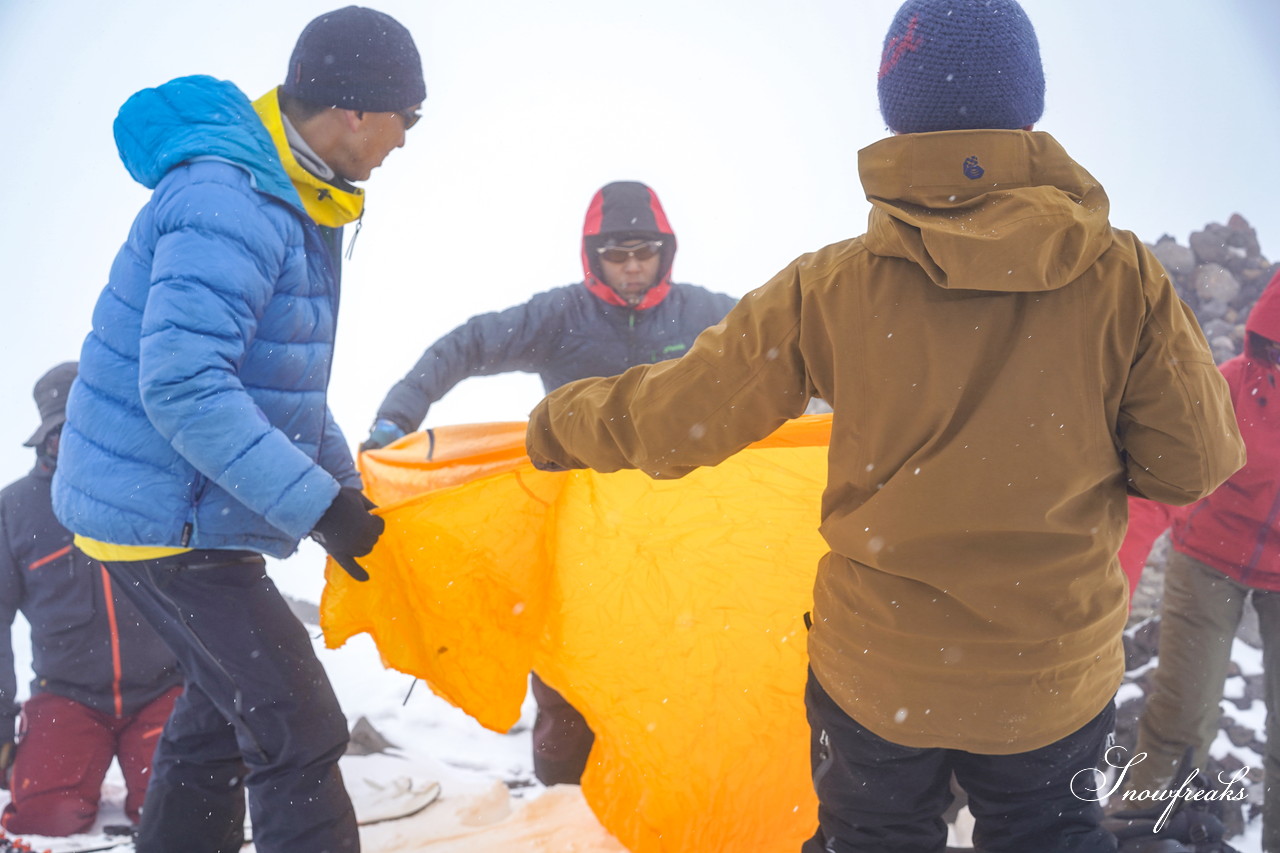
[596, 240, 663, 264]
[396, 108, 422, 130]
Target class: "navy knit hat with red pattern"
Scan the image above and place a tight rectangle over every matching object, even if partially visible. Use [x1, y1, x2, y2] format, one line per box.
[284, 6, 425, 112]
[877, 0, 1044, 134]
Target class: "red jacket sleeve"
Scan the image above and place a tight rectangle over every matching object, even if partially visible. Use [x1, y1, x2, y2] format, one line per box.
[1118, 497, 1176, 604]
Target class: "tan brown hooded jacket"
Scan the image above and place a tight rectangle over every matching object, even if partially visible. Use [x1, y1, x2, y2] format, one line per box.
[527, 130, 1244, 754]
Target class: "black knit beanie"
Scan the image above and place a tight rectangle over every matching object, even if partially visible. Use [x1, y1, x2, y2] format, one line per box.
[283, 6, 426, 112]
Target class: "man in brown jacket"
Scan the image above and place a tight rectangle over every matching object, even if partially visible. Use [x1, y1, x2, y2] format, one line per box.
[526, 1, 1245, 850]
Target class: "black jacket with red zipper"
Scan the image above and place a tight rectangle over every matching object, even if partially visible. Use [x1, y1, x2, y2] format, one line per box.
[375, 181, 739, 433]
[0, 458, 181, 730]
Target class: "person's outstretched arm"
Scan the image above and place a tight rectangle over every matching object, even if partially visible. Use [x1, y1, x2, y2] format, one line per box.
[528, 269, 814, 477]
[368, 292, 568, 448]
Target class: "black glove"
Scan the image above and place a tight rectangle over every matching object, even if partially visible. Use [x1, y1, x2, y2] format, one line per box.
[312, 487, 385, 582]
[360, 418, 407, 453]
[0, 737, 14, 791]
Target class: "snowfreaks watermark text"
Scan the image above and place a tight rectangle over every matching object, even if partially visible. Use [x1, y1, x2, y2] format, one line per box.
[1070, 746, 1250, 832]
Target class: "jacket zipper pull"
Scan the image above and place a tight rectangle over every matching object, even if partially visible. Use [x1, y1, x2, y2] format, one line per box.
[181, 522, 192, 547]
[345, 211, 364, 260]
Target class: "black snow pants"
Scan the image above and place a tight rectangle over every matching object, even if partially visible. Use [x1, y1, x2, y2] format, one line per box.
[530, 671, 595, 785]
[103, 551, 357, 853]
[801, 668, 1118, 853]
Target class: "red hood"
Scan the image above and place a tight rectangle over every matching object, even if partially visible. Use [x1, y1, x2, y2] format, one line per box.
[580, 181, 678, 311]
[1247, 269, 1280, 343]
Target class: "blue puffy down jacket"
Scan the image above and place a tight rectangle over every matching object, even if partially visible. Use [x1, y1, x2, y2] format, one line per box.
[53, 75, 360, 558]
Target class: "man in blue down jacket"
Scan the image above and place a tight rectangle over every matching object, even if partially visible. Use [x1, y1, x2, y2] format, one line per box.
[362, 180, 738, 784]
[52, 8, 424, 853]
[0, 362, 180, 837]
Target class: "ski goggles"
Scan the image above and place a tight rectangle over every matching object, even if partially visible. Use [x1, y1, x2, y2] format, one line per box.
[596, 240, 664, 264]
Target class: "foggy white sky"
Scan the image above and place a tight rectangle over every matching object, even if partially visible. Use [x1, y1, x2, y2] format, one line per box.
[1, 0, 1277, 492]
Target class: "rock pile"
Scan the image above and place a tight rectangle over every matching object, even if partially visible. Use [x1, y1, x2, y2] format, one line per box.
[1148, 214, 1277, 364]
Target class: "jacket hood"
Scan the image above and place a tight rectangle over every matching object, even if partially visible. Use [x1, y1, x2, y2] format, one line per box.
[114, 75, 301, 212]
[581, 181, 678, 310]
[1246, 269, 1280, 342]
[860, 130, 1113, 293]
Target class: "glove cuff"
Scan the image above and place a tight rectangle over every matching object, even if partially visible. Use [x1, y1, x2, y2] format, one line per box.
[363, 418, 407, 452]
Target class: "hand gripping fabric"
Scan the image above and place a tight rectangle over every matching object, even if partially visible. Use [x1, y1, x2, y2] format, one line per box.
[311, 487, 384, 581]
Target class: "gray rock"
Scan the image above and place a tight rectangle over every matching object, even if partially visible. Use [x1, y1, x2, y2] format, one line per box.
[1226, 213, 1262, 259]
[346, 714, 399, 755]
[1151, 236, 1197, 278]
[1202, 318, 1237, 340]
[1190, 225, 1231, 266]
[1194, 263, 1241, 305]
[1212, 338, 1239, 364]
[1225, 721, 1256, 748]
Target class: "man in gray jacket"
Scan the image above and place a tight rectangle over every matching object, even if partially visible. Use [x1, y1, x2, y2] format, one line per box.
[363, 180, 737, 784]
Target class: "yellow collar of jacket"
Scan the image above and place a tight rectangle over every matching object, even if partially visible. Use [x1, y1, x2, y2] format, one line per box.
[252, 88, 364, 228]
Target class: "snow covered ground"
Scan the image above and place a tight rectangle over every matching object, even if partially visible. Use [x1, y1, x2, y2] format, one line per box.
[1, 540, 1266, 852]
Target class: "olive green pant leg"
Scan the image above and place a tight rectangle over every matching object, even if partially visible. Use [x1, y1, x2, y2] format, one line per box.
[1129, 551, 1245, 795]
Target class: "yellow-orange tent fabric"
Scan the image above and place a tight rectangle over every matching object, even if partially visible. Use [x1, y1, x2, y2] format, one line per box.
[320, 416, 833, 851]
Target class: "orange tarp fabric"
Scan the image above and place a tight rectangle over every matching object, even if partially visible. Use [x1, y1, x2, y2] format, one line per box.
[320, 416, 832, 851]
